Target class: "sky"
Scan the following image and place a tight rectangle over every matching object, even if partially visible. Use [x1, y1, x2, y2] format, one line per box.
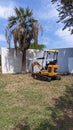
[0, 0, 73, 49]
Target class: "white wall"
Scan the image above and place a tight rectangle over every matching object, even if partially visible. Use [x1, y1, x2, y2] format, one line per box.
[68, 57, 73, 74]
[26, 49, 43, 72]
[26, 48, 73, 74]
[1, 48, 43, 74]
[1, 48, 73, 74]
[1, 48, 22, 74]
[58, 48, 73, 74]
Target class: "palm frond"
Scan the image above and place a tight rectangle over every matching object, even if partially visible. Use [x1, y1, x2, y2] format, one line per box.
[26, 7, 33, 17]
[15, 7, 21, 18]
[8, 16, 17, 22]
[5, 6, 42, 51]
[7, 21, 17, 29]
[19, 7, 26, 17]
[29, 18, 38, 23]
[5, 26, 12, 48]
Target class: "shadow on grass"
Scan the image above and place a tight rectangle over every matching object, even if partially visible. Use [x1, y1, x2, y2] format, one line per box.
[34, 84, 73, 130]
[11, 119, 31, 130]
[11, 84, 73, 130]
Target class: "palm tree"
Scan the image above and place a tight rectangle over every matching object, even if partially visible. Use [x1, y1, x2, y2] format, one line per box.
[5, 7, 42, 72]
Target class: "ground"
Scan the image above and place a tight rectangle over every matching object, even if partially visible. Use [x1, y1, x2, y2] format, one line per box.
[0, 70, 73, 130]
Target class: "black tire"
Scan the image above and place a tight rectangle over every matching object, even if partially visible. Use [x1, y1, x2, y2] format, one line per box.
[32, 73, 37, 79]
[56, 75, 61, 80]
[47, 77, 51, 82]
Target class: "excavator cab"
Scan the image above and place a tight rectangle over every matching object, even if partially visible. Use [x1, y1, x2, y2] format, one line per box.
[32, 50, 61, 81]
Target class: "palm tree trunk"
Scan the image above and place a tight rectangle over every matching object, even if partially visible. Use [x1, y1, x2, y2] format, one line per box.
[34, 42, 38, 49]
[22, 49, 26, 72]
[34, 31, 38, 49]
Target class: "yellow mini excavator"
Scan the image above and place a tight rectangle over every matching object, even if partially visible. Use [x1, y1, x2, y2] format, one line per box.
[31, 50, 61, 82]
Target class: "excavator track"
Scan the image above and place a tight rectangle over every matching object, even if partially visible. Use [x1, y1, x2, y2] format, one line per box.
[32, 73, 51, 82]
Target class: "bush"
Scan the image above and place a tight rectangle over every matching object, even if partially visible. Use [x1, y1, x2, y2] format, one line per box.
[30, 43, 46, 50]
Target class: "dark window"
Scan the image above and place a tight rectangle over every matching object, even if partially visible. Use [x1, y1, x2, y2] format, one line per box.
[48, 67, 52, 72]
[54, 68, 57, 73]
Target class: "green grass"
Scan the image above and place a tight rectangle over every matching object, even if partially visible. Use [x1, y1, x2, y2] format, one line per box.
[0, 73, 73, 130]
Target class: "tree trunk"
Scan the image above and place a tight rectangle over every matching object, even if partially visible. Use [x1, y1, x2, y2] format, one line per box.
[22, 49, 26, 73]
[34, 42, 38, 49]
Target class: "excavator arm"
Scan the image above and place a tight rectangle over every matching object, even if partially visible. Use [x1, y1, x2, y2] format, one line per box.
[32, 61, 42, 73]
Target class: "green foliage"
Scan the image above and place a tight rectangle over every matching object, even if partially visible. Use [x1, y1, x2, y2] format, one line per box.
[5, 7, 42, 51]
[29, 43, 46, 50]
[51, 0, 73, 34]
